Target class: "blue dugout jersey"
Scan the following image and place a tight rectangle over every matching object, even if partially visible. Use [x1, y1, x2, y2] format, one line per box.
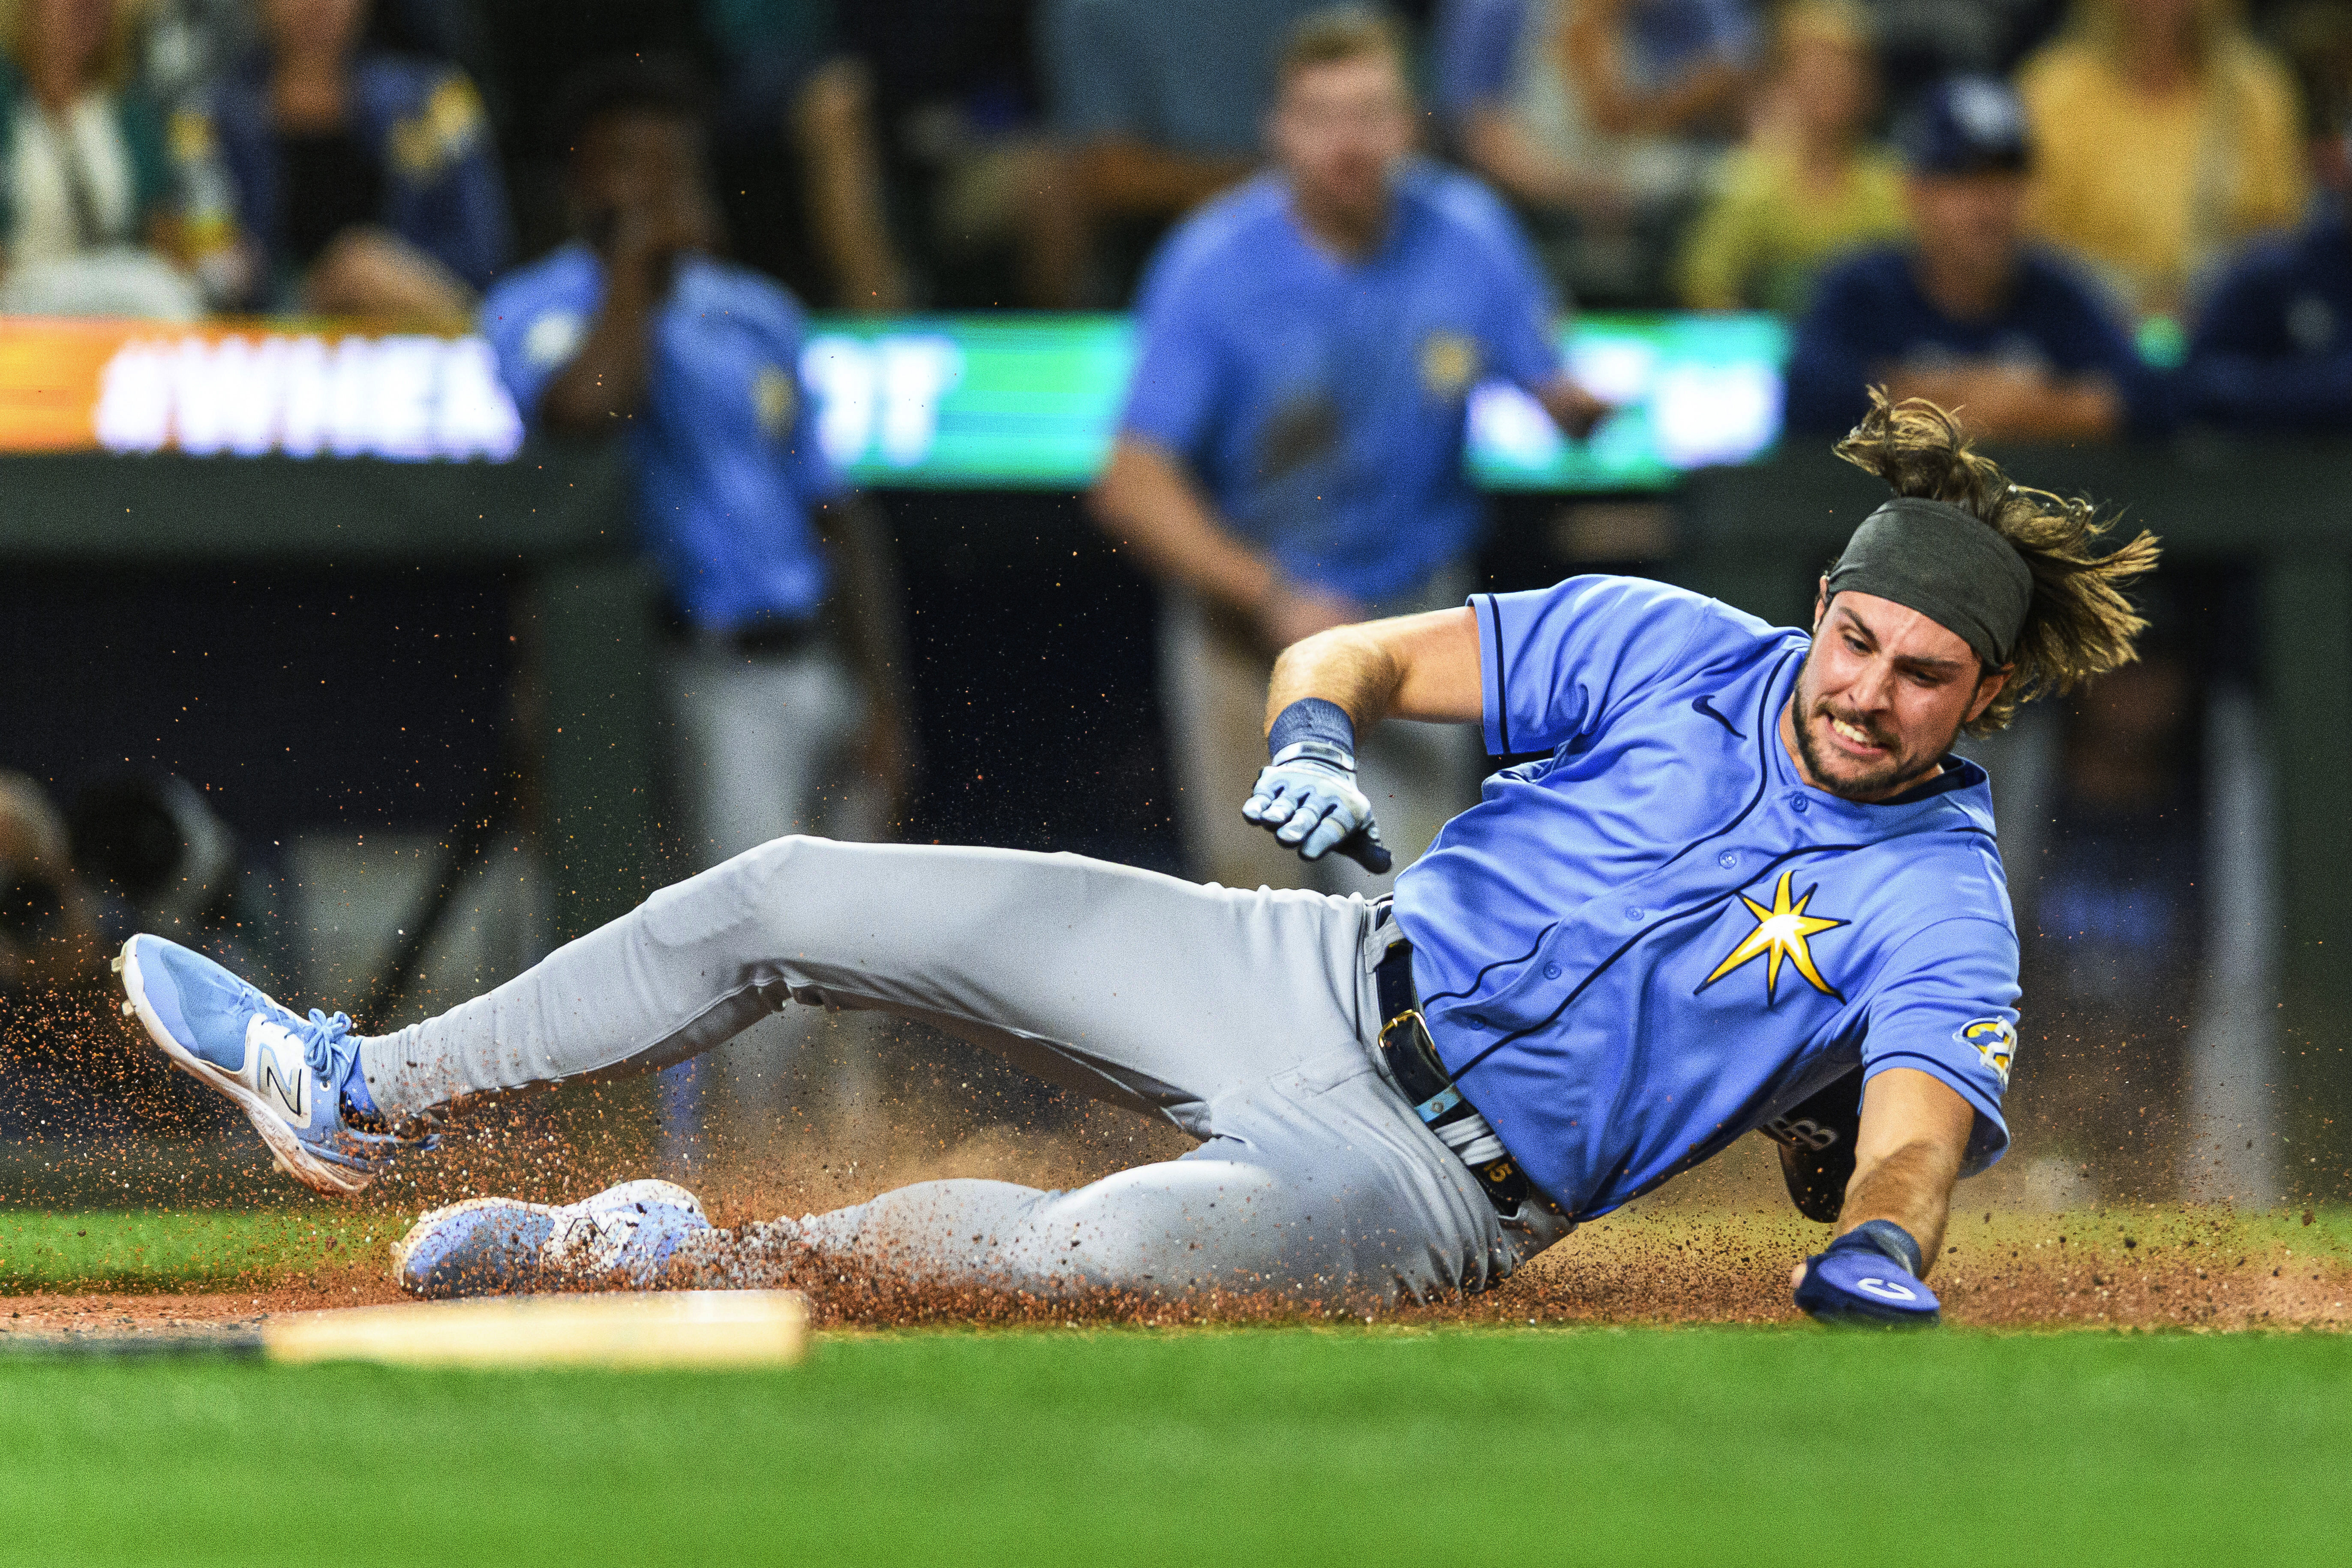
[1784, 245, 2170, 438]
[1392, 576, 2020, 1219]
[1120, 164, 1565, 604]
[480, 243, 844, 631]
[2183, 204, 2352, 433]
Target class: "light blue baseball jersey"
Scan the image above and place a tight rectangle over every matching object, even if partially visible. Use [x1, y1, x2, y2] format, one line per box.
[1392, 575, 2021, 1219]
[1119, 162, 1564, 604]
[480, 243, 843, 631]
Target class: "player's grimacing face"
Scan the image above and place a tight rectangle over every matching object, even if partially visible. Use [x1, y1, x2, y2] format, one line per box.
[1786, 588, 2008, 803]
[1270, 54, 1415, 221]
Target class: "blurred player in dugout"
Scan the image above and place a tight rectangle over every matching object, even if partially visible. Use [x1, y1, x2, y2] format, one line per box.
[480, 55, 910, 870]
[1090, 8, 1605, 895]
[478, 56, 911, 1159]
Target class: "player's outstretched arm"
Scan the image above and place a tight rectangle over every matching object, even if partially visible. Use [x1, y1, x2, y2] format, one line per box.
[1241, 609, 1482, 872]
[1263, 606, 1482, 732]
[1790, 1067, 1972, 1327]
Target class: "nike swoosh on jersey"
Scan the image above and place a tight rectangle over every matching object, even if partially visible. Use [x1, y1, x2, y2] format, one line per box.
[1691, 695, 1745, 738]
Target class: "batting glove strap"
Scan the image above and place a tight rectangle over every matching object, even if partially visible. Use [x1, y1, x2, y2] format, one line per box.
[1794, 1223, 1940, 1328]
[1270, 739, 1356, 772]
[1843, 1218, 1925, 1280]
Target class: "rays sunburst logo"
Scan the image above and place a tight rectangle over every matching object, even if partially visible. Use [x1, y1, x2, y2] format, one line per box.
[1696, 870, 1847, 1003]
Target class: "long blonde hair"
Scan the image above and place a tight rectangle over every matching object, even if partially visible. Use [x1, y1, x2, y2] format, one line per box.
[1834, 390, 2161, 736]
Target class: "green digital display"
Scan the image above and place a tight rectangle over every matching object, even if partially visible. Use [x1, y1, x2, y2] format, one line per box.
[800, 312, 1790, 492]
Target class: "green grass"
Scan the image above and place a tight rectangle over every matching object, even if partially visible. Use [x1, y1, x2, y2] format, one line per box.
[1, 1210, 2346, 1563]
[0, 1210, 398, 1292]
[0, 1325, 2345, 1565]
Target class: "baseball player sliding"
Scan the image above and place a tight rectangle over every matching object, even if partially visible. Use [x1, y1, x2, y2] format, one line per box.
[111, 393, 2153, 1325]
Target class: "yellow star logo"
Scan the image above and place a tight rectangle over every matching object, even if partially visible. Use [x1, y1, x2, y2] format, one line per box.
[1699, 870, 1847, 1003]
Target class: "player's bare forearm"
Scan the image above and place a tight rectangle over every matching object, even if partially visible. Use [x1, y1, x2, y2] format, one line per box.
[817, 495, 919, 808]
[1264, 607, 1482, 734]
[542, 199, 707, 433]
[2014, 379, 2121, 441]
[1835, 1067, 1973, 1275]
[1087, 438, 1276, 616]
[1540, 377, 1610, 440]
[541, 263, 661, 432]
[1075, 139, 1255, 219]
[1460, 110, 1616, 211]
[816, 496, 910, 696]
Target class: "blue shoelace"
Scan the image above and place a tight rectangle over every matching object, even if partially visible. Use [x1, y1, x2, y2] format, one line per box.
[295, 1007, 357, 1082]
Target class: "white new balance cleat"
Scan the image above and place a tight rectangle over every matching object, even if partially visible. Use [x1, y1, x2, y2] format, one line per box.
[114, 933, 423, 1195]
[393, 1179, 714, 1298]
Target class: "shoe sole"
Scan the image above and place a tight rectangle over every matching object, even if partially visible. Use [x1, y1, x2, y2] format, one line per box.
[392, 1196, 560, 1297]
[393, 1181, 709, 1298]
[115, 937, 374, 1198]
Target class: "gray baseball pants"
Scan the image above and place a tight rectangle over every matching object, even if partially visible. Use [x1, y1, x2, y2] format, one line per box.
[361, 836, 1571, 1306]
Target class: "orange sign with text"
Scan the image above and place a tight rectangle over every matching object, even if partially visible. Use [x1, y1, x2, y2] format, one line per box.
[0, 318, 523, 460]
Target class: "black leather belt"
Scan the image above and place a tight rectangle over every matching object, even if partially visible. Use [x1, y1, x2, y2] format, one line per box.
[1374, 932, 1552, 1217]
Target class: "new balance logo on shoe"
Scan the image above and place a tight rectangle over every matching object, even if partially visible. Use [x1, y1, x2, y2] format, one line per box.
[249, 1022, 309, 1119]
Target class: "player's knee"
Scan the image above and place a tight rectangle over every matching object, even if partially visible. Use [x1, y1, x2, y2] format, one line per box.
[728, 832, 838, 891]
[645, 834, 841, 941]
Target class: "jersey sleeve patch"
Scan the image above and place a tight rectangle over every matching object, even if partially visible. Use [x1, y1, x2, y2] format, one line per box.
[1859, 916, 2021, 1176]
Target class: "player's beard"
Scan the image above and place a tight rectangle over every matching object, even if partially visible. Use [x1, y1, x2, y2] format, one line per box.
[1787, 652, 1954, 803]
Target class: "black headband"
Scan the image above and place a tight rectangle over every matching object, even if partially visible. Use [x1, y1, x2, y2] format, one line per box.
[1823, 497, 2033, 667]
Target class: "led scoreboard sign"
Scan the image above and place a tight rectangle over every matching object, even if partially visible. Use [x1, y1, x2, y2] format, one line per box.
[0, 312, 1789, 489]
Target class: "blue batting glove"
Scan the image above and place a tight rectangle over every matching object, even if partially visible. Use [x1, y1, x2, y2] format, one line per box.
[1242, 741, 1391, 874]
[1794, 1219, 1941, 1328]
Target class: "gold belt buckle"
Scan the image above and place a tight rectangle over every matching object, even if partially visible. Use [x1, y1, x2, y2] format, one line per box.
[1379, 1006, 1427, 1051]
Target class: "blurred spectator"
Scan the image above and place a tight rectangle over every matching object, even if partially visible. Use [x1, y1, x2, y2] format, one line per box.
[844, 0, 1080, 308]
[1855, 0, 2064, 114]
[2018, 0, 2305, 320]
[0, 0, 204, 318]
[2273, 0, 2352, 194]
[64, 772, 270, 966]
[1784, 76, 2161, 441]
[1436, 0, 1756, 305]
[139, 0, 245, 109]
[1089, 12, 1604, 893]
[1676, 0, 1905, 312]
[0, 769, 246, 1144]
[198, 0, 510, 328]
[703, 0, 909, 310]
[2180, 171, 2352, 431]
[1040, 0, 1331, 304]
[481, 56, 911, 1168]
[0, 771, 100, 997]
[480, 56, 909, 869]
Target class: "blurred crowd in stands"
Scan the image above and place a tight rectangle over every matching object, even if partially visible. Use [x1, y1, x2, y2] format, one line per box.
[0, 0, 2347, 432]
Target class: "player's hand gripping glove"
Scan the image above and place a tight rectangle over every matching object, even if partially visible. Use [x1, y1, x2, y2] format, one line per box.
[1794, 1219, 1941, 1328]
[1243, 698, 1391, 874]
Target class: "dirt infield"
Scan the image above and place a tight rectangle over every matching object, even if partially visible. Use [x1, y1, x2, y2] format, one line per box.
[4, 1120, 2346, 1341]
[5, 1215, 2344, 1340]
